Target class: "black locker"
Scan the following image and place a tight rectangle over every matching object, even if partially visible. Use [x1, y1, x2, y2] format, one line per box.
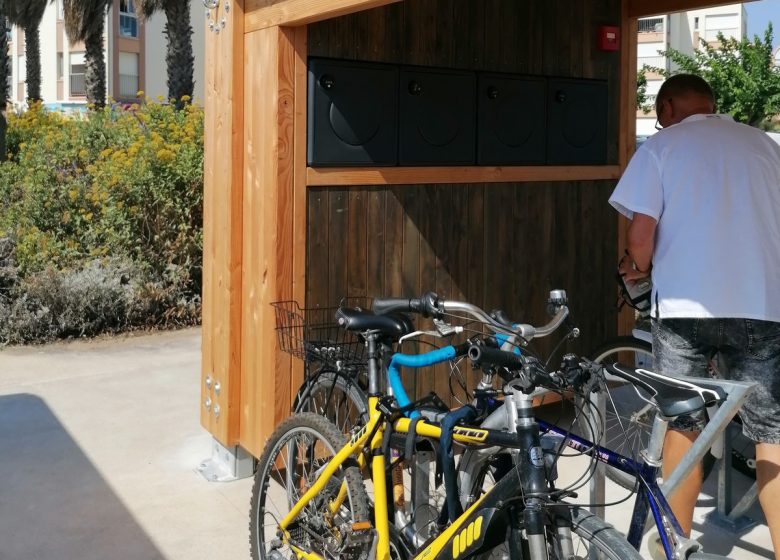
[477, 74, 547, 165]
[546, 78, 608, 165]
[399, 67, 476, 165]
[307, 58, 398, 166]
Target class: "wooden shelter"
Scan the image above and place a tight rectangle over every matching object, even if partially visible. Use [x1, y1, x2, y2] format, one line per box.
[200, 0, 743, 458]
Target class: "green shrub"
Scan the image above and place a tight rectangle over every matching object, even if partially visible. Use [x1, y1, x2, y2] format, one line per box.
[0, 98, 203, 344]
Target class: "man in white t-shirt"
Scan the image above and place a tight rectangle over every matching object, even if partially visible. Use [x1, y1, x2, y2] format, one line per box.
[610, 74, 780, 555]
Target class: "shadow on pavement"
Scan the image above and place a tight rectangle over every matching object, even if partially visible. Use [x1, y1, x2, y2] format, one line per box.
[0, 393, 166, 560]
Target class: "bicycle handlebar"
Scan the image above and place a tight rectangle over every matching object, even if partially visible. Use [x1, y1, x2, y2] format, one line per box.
[373, 290, 570, 341]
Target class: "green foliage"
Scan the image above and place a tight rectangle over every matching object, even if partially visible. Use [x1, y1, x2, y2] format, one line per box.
[0, 98, 203, 344]
[639, 23, 780, 126]
[636, 68, 650, 112]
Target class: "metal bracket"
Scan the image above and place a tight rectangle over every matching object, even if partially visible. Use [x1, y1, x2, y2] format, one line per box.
[198, 438, 255, 482]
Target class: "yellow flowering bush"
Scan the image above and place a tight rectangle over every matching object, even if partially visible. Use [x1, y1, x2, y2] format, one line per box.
[0, 98, 203, 343]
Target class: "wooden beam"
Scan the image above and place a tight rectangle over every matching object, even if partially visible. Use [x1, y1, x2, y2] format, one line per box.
[245, 0, 401, 32]
[627, 0, 752, 19]
[290, 25, 308, 412]
[202, 0, 244, 446]
[617, 0, 638, 337]
[239, 25, 296, 457]
[306, 166, 622, 186]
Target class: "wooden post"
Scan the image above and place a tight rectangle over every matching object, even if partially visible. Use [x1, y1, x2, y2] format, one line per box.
[239, 25, 297, 456]
[202, 0, 245, 445]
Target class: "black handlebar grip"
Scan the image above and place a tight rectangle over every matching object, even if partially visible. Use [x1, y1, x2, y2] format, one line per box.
[468, 345, 525, 370]
[372, 297, 420, 315]
[373, 291, 441, 317]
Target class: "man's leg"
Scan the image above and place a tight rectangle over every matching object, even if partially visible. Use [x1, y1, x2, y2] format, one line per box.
[756, 443, 780, 559]
[662, 429, 703, 537]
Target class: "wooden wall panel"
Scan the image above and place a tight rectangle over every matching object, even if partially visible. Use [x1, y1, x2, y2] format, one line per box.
[202, 0, 244, 445]
[240, 26, 296, 456]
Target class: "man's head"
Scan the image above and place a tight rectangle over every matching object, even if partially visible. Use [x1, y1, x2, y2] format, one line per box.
[654, 74, 715, 129]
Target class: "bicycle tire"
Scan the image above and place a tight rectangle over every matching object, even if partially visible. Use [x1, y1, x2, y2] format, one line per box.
[249, 413, 371, 560]
[293, 368, 369, 433]
[591, 336, 716, 490]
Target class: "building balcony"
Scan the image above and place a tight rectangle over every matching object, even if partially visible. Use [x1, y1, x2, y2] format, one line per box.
[638, 17, 664, 33]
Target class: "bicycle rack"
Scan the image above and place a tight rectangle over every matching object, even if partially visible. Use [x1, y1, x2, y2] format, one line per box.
[587, 376, 758, 534]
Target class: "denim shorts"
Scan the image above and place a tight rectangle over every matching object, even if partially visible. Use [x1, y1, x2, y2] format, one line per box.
[652, 317, 780, 444]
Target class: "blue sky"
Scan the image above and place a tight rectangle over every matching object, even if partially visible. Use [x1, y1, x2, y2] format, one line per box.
[745, 0, 780, 47]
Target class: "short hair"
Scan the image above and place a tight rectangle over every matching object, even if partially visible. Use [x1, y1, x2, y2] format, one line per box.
[655, 74, 715, 112]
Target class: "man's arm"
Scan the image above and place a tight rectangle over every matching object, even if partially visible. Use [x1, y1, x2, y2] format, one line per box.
[619, 212, 657, 281]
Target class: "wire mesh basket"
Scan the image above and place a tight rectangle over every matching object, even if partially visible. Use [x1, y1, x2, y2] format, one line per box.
[272, 299, 372, 369]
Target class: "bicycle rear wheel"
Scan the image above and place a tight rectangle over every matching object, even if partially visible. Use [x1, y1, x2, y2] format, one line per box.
[293, 368, 369, 433]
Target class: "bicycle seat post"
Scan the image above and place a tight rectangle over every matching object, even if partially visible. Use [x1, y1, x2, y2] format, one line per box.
[642, 415, 669, 467]
[364, 332, 381, 396]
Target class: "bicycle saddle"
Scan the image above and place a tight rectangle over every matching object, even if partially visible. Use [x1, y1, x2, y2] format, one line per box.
[336, 307, 414, 340]
[605, 363, 724, 418]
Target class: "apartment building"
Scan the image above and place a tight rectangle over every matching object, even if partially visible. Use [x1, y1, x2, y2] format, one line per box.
[637, 4, 747, 136]
[8, 0, 204, 111]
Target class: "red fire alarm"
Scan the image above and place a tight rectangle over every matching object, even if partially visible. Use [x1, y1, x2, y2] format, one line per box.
[598, 25, 620, 51]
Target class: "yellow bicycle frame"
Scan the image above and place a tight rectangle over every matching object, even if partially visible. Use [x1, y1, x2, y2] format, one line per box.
[277, 396, 493, 560]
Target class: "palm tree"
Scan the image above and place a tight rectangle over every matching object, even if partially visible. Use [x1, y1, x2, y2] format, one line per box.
[0, 4, 10, 160]
[7, 0, 49, 102]
[63, 0, 111, 108]
[137, 0, 193, 107]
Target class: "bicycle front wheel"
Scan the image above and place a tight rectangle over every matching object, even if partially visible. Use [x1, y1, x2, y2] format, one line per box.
[471, 504, 644, 560]
[249, 413, 370, 560]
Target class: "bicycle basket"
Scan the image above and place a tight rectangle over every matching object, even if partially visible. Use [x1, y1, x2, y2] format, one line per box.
[271, 299, 371, 368]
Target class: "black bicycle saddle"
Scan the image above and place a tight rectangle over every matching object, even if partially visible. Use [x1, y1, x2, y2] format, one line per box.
[605, 363, 724, 418]
[336, 307, 414, 341]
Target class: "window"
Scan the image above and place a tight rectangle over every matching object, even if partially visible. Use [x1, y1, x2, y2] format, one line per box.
[57, 53, 64, 80]
[694, 17, 699, 31]
[119, 0, 138, 38]
[118, 51, 139, 98]
[704, 13, 739, 42]
[57, 0, 64, 20]
[70, 52, 86, 96]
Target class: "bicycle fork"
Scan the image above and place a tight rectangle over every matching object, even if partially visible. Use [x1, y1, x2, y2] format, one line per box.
[507, 389, 575, 560]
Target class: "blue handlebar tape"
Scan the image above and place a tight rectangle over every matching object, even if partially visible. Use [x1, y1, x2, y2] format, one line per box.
[388, 346, 457, 418]
[494, 332, 523, 354]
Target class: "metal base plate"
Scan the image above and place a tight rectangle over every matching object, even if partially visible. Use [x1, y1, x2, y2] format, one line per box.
[198, 438, 255, 482]
[703, 511, 758, 534]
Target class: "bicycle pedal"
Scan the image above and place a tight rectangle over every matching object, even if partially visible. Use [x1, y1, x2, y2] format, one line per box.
[339, 523, 376, 560]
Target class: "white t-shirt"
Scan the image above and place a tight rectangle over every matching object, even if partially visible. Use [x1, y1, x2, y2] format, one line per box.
[610, 114, 780, 321]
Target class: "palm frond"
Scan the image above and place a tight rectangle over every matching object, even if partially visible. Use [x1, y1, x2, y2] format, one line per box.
[63, 0, 110, 42]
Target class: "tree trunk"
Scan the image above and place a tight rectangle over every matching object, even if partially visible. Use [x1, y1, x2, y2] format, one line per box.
[84, 16, 106, 108]
[0, 15, 9, 161]
[24, 24, 41, 102]
[164, 0, 193, 108]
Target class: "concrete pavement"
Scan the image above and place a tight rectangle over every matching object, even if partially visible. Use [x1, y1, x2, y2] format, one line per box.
[0, 329, 252, 560]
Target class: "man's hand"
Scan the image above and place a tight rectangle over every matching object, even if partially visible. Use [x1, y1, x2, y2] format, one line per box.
[619, 252, 651, 282]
